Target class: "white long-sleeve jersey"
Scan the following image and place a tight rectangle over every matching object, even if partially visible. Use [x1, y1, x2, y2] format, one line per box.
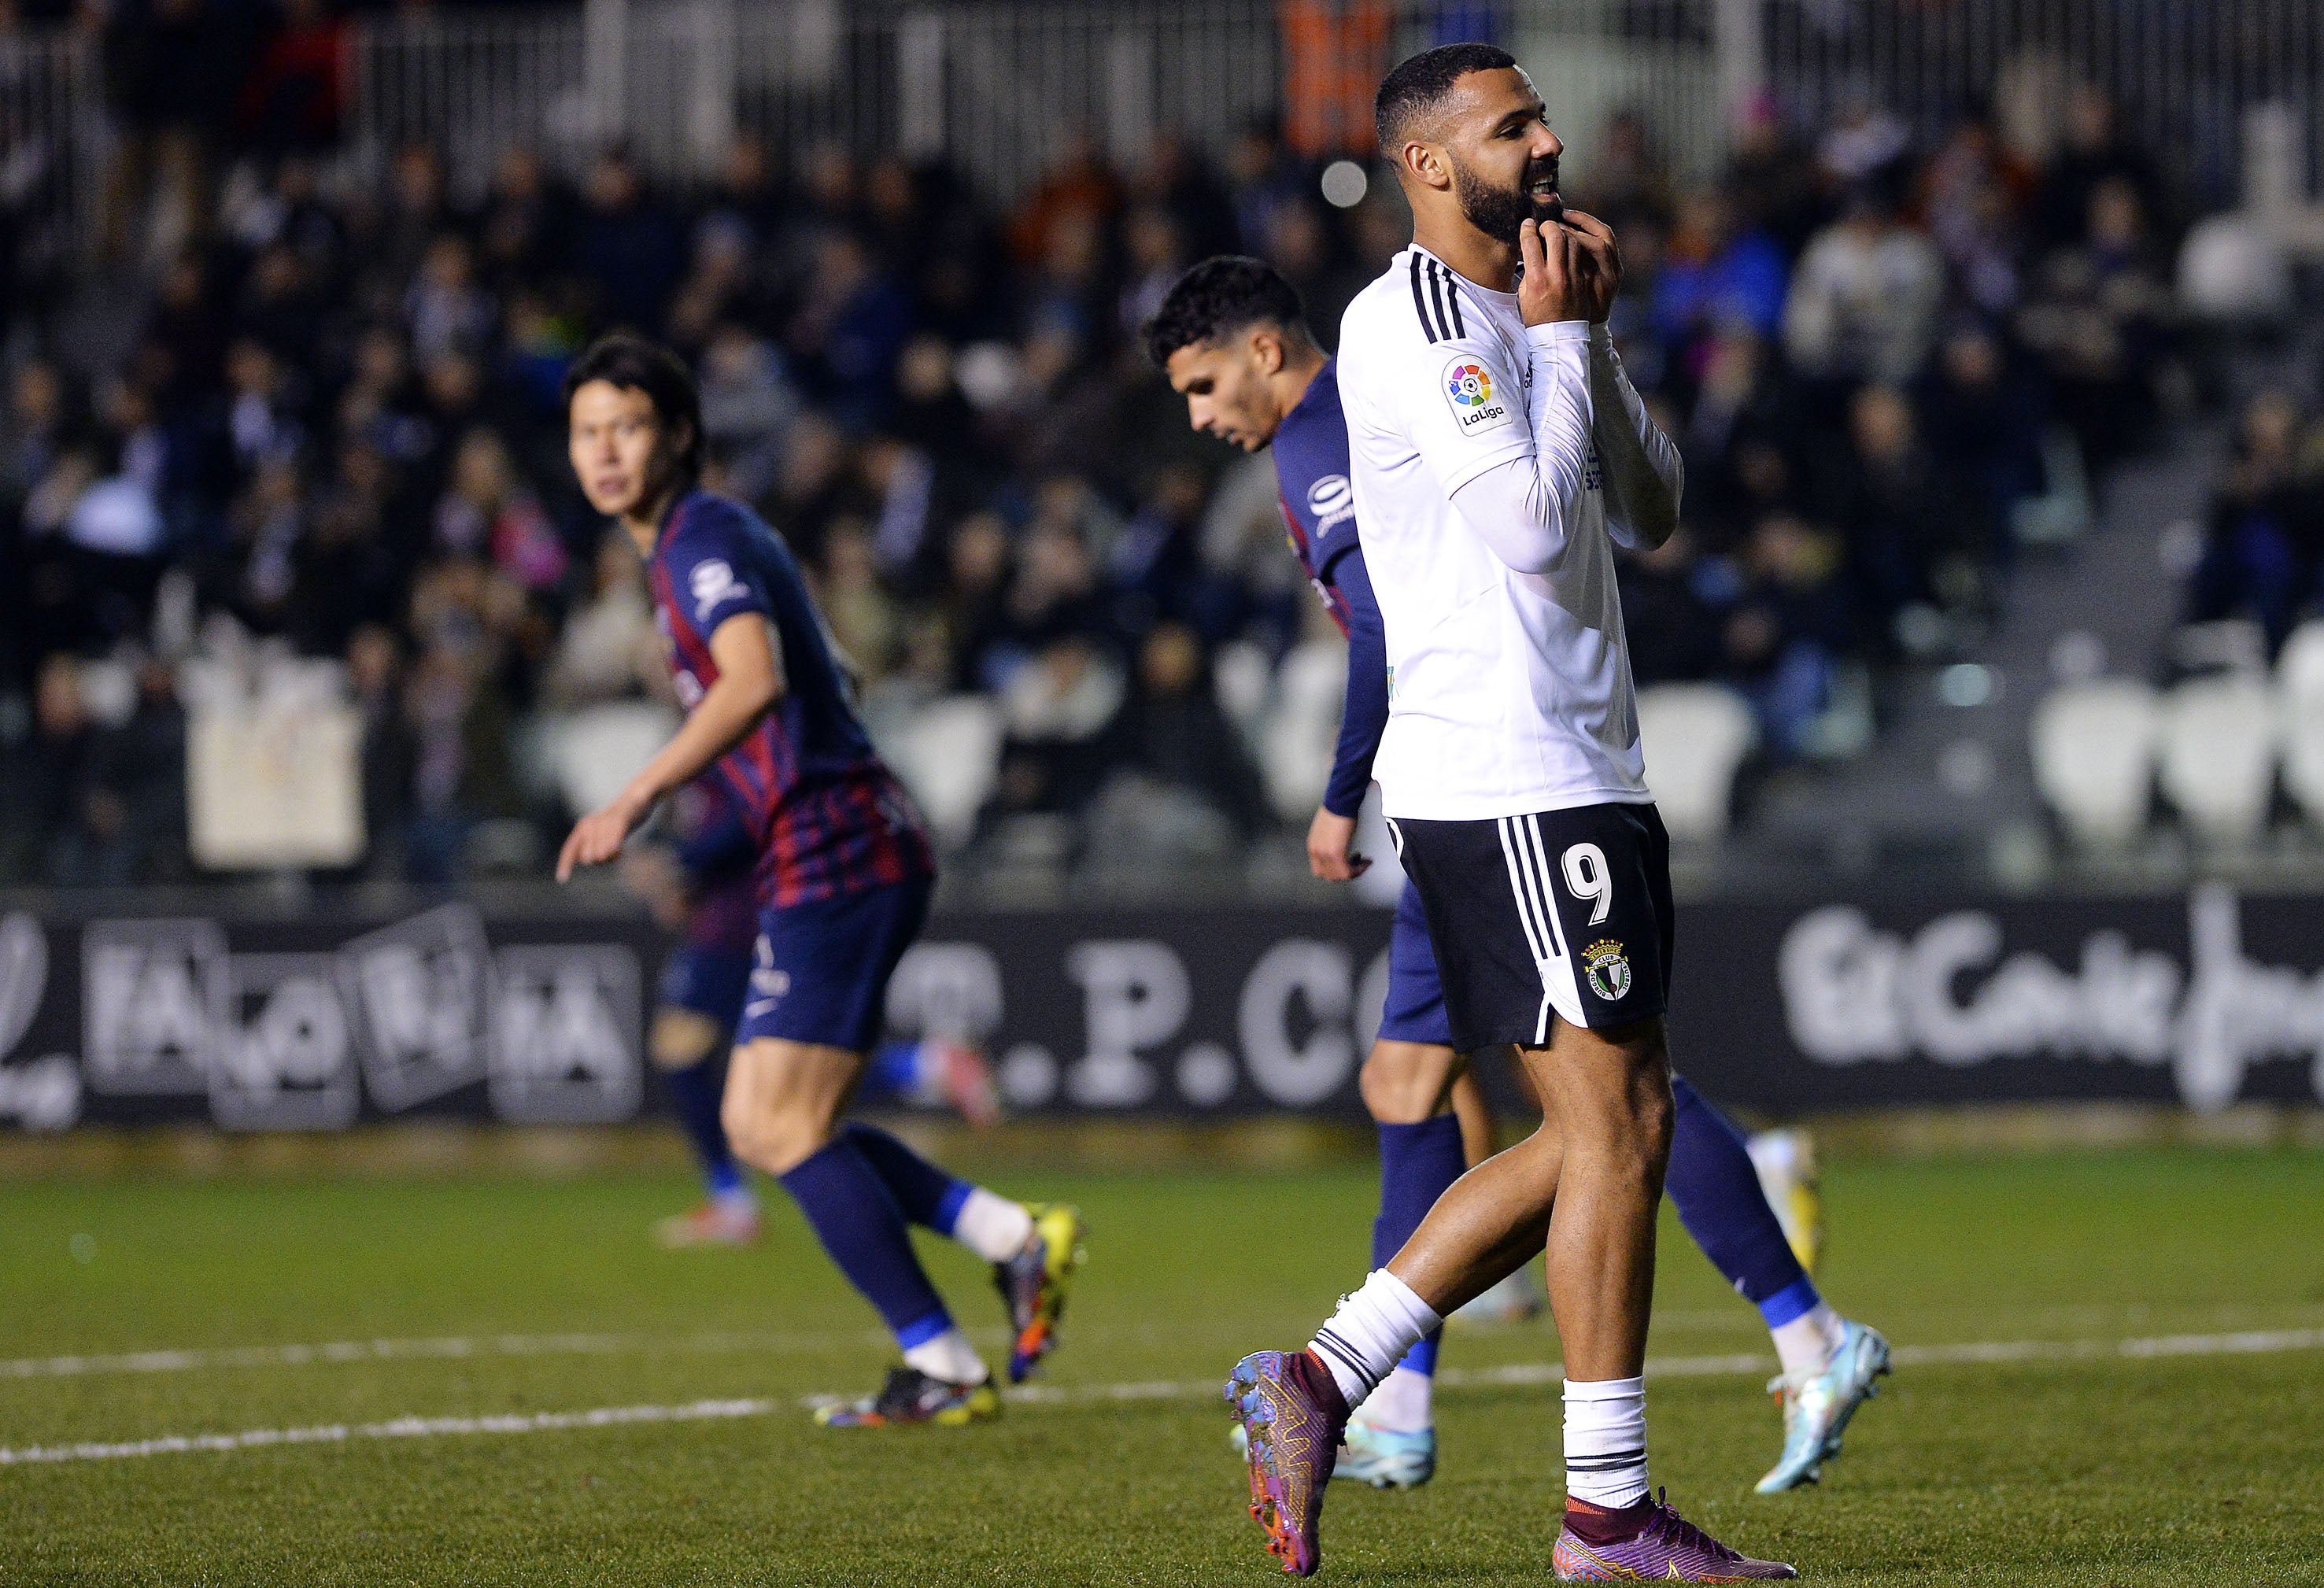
[1336, 245, 1684, 820]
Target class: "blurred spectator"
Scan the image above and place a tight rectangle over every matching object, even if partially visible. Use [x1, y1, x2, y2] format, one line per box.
[2182, 390, 2323, 651]
[2015, 175, 2174, 469]
[1112, 622, 1270, 838]
[544, 528, 662, 707]
[1783, 184, 1945, 387]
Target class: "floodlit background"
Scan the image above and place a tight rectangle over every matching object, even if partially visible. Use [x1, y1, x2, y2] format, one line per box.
[0, 4, 2321, 1582]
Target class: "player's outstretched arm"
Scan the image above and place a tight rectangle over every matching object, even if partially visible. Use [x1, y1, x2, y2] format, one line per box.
[556, 614, 783, 881]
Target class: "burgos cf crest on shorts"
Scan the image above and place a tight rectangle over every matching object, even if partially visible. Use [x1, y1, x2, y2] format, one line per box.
[1441, 358, 1515, 434]
[1583, 939, 1631, 1001]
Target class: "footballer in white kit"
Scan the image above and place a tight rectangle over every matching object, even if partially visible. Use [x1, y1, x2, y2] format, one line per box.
[1223, 43, 1799, 1582]
[1338, 203, 1683, 1049]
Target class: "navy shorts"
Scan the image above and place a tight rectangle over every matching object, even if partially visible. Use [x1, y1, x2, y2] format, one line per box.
[737, 874, 933, 1053]
[1377, 880, 1454, 1047]
[658, 945, 752, 1031]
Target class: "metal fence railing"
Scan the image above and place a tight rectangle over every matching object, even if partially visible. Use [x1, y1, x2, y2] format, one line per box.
[6, 0, 2324, 257]
[0, 28, 104, 266]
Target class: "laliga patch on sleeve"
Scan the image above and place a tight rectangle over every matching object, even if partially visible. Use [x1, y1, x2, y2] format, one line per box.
[1440, 357, 1516, 436]
[689, 558, 740, 623]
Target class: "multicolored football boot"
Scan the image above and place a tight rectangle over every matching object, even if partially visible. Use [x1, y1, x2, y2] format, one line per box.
[1757, 1317, 1891, 1493]
[652, 1198, 761, 1248]
[1552, 1490, 1798, 1581]
[995, 1202, 1086, 1383]
[1227, 1413, 1438, 1488]
[812, 1366, 999, 1428]
[1450, 1263, 1546, 1326]
[1225, 1349, 1347, 1576]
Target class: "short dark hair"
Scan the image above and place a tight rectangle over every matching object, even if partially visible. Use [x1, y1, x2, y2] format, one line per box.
[1141, 257, 1310, 368]
[1374, 42, 1518, 153]
[561, 331, 703, 481]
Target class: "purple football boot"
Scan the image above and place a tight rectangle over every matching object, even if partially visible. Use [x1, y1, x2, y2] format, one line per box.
[1224, 1349, 1347, 1576]
[1552, 1490, 1798, 1582]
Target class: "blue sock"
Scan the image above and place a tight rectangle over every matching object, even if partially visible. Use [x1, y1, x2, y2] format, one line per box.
[1664, 1074, 1818, 1325]
[662, 1055, 745, 1201]
[776, 1136, 954, 1347]
[844, 1121, 973, 1235]
[862, 1040, 922, 1103]
[1375, 1114, 1465, 1379]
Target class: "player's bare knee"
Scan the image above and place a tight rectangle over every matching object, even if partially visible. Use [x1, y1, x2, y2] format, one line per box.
[1360, 1040, 1464, 1124]
[648, 1009, 722, 1071]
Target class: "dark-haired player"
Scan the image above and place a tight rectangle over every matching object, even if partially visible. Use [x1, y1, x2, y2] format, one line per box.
[1151, 254, 1886, 1506]
[557, 332, 1084, 1426]
[1210, 47, 1860, 1579]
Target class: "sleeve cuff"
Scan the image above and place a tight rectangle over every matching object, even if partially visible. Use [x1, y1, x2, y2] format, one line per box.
[1525, 320, 1591, 347]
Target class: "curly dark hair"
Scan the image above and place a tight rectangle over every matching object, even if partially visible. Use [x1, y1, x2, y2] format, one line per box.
[1140, 256, 1311, 369]
[561, 331, 704, 483]
[1374, 42, 1518, 153]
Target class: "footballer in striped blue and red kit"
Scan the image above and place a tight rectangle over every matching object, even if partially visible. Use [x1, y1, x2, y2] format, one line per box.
[647, 486, 934, 911]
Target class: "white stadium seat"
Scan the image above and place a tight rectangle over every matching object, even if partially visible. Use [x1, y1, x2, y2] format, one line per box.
[546, 700, 683, 820]
[1636, 684, 1757, 841]
[2277, 620, 2324, 707]
[2279, 700, 2324, 832]
[2030, 679, 2159, 847]
[2156, 674, 2277, 845]
[1259, 640, 1347, 822]
[878, 694, 1004, 851]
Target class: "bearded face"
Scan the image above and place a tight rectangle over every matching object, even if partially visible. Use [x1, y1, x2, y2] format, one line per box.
[1451, 147, 1563, 244]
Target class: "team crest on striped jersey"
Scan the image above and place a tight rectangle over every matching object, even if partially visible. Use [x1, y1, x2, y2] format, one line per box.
[1583, 939, 1631, 1001]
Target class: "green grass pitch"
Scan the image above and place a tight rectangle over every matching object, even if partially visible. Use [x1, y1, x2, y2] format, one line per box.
[2, 1143, 2321, 1585]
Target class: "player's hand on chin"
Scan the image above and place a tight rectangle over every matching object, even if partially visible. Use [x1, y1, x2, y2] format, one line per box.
[1306, 807, 1371, 882]
[1557, 209, 1622, 323]
[1517, 216, 1591, 327]
[557, 792, 647, 881]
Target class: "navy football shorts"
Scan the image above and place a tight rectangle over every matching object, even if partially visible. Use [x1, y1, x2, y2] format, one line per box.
[736, 874, 933, 1054]
[1376, 880, 1454, 1047]
[1387, 801, 1673, 1053]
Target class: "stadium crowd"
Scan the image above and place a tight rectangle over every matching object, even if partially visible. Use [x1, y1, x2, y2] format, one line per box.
[0, 31, 2194, 887]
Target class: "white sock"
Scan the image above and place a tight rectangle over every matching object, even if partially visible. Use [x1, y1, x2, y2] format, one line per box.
[1357, 1365, 1434, 1434]
[1309, 1269, 1441, 1406]
[950, 1187, 1034, 1264]
[901, 1327, 988, 1387]
[1770, 1303, 1846, 1376]
[1563, 1376, 1649, 1508]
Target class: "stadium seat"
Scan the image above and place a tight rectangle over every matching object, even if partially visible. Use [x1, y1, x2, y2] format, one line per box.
[1635, 684, 1757, 841]
[1259, 640, 1346, 822]
[546, 701, 683, 819]
[2278, 700, 2324, 832]
[2277, 619, 2324, 705]
[2029, 679, 2159, 847]
[2156, 674, 2277, 845]
[878, 695, 1003, 851]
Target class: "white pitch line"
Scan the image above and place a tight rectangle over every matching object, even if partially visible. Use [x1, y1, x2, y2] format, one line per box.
[7, 1327, 2321, 1468]
[0, 1399, 773, 1466]
[0, 1328, 914, 1380]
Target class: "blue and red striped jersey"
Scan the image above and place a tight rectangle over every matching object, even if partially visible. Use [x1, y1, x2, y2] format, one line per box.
[669, 774, 759, 956]
[648, 489, 933, 908]
[1273, 357, 1360, 639]
[1269, 359, 1391, 818]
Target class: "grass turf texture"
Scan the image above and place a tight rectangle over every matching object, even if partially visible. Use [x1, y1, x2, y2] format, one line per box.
[2, 1145, 2321, 1585]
